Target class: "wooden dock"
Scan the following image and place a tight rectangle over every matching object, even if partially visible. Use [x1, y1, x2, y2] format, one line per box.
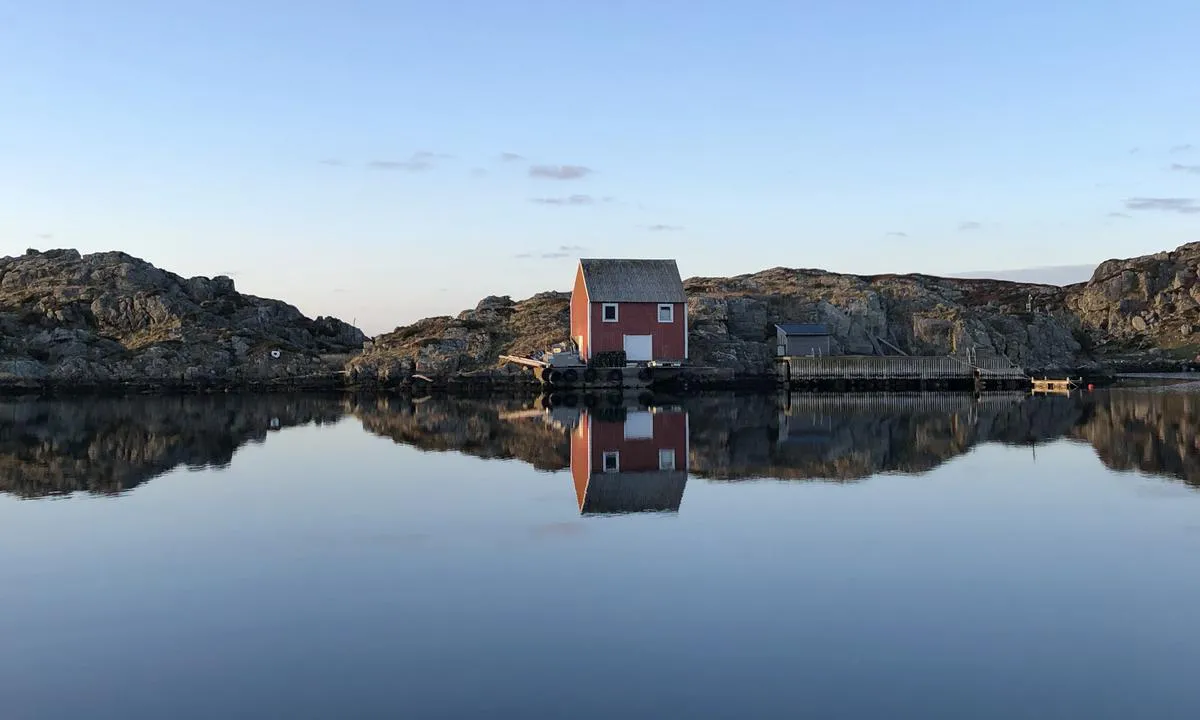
[1030, 377, 1078, 395]
[498, 355, 681, 389]
[776, 354, 1028, 392]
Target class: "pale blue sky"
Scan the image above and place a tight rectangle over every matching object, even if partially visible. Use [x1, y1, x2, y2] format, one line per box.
[2, 1, 1197, 333]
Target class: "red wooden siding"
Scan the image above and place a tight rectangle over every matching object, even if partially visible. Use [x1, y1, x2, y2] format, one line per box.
[570, 414, 592, 510]
[570, 410, 689, 511]
[588, 302, 686, 361]
[588, 411, 688, 473]
[570, 266, 591, 359]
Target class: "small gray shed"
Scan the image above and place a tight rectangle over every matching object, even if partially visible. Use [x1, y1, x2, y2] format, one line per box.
[775, 323, 832, 357]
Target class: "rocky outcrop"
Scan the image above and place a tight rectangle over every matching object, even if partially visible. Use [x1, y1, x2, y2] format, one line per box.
[352, 242, 1200, 379]
[346, 292, 568, 385]
[684, 269, 1081, 373]
[3, 243, 1197, 391]
[0, 249, 364, 390]
[1066, 241, 1200, 354]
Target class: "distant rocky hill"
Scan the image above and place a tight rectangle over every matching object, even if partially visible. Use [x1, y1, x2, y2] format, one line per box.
[351, 242, 1200, 380]
[0, 249, 364, 390]
[2, 243, 1197, 391]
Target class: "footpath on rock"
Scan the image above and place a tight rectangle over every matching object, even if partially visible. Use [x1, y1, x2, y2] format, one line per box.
[3, 242, 1199, 393]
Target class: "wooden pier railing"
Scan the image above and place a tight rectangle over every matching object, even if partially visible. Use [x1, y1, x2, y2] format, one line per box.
[780, 355, 967, 380]
[776, 353, 1029, 389]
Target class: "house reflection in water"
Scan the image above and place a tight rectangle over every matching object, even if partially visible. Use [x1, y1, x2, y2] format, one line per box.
[570, 405, 690, 515]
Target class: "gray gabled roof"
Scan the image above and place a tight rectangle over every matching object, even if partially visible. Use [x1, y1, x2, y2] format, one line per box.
[579, 258, 686, 303]
[582, 470, 688, 515]
[776, 323, 829, 336]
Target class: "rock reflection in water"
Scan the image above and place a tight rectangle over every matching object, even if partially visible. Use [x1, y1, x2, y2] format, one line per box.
[1073, 390, 1200, 486]
[0, 395, 344, 498]
[2, 389, 1199, 501]
[346, 394, 572, 471]
[687, 392, 1092, 482]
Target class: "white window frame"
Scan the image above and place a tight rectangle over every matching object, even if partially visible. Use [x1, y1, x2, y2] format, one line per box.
[658, 448, 676, 471]
[602, 303, 619, 323]
[657, 304, 674, 323]
[602, 451, 620, 473]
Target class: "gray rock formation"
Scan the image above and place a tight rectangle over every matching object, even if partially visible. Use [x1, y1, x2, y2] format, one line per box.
[346, 291, 568, 385]
[1066, 241, 1200, 354]
[351, 242, 1199, 379]
[684, 269, 1082, 373]
[3, 243, 1197, 390]
[0, 249, 364, 390]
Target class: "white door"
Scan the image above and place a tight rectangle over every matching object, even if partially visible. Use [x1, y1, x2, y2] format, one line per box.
[624, 411, 654, 440]
[623, 334, 653, 362]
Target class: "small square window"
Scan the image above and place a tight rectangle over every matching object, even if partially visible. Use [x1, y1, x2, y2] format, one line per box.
[658, 304, 674, 323]
[602, 451, 620, 473]
[602, 303, 619, 322]
[658, 449, 676, 471]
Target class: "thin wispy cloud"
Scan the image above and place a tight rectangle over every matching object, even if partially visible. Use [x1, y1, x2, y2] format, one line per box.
[1129, 147, 1141, 154]
[1106, 212, 1132, 219]
[529, 164, 592, 180]
[367, 151, 453, 172]
[36, 233, 53, 239]
[645, 224, 684, 232]
[958, 221, 983, 231]
[499, 152, 525, 162]
[318, 158, 344, 166]
[471, 167, 488, 178]
[885, 231, 908, 238]
[1171, 144, 1194, 154]
[530, 195, 597, 206]
[1170, 163, 1200, 175]
[514, 245, 587, 260]
[1124, 197, 1200, 214]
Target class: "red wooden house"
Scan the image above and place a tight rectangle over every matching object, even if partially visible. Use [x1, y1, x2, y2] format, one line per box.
[570, 406, 689, 515]
[570, 259, 687, 364]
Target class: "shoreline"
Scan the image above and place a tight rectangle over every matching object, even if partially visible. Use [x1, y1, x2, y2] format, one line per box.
[5, 366, 1196, 398]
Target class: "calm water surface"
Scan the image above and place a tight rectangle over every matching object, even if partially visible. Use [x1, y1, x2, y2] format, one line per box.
[2, 390, 1200, 719]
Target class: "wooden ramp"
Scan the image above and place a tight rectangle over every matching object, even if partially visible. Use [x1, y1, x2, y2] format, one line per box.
[498, 355, 549, 370]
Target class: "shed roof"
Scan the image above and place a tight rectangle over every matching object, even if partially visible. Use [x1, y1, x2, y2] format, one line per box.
[776, 323, 830, 336]
[579, 258, 686, 303]
[581, 470, 688, 515]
